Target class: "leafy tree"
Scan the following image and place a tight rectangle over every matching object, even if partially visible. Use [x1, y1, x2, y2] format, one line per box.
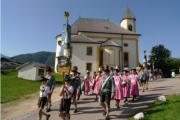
[169, 57, 180, 74]
[149, 44, 171, 77]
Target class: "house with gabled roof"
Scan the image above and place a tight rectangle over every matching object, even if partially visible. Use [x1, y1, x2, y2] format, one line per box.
[55, 7, 140, 75]
[16, 62, 47, 80]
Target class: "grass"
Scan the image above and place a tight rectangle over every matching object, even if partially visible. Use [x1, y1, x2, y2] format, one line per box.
[129, 95, 180, 120]
[1, 69, 63, 103]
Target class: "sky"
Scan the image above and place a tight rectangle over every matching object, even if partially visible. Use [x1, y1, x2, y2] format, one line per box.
[1, 0, 180, 62]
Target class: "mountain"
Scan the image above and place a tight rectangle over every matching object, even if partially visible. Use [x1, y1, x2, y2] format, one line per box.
[11, 51, 55, 66]
[1, 54, 10, 59]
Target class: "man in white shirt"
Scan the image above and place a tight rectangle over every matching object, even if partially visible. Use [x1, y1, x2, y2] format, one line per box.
[59, 74, 74, 120]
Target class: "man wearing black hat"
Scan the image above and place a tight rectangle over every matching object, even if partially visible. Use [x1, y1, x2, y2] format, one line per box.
[99, 68, 115, 120]
[70, 66, 81, 113]
[59, 74, 74, 120]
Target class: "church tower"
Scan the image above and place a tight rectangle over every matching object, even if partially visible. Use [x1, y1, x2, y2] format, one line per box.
[120, 7, 136, 32]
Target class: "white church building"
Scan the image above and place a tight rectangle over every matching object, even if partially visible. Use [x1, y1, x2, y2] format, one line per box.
[55, 8, 140, 75]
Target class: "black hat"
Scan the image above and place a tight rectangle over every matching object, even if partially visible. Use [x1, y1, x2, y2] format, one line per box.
[64, 74, 71, 82]
[131, 68, 136, 71]
[46, 66, 52, 72]
[104, 68, 110, 73]
[105, 65, 109, 70]
[72, 66, 78, 72]
[40, 76, 48, 82]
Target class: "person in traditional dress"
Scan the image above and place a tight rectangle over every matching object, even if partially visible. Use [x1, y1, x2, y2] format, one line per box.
[59, 74, 74, 120]
[70, 66, 81, 113]
[83, 71, 91, 95]
[99, 68, 115, 120]
[121, 68, 130, 103]
[129, 69, 139, 101]
[92, 71, 97, 95]
[45, 66, 55, 112]
[137, 68, 143, 87]
[37, 78, 50, 120]
[77, 72, 82, 101]
[112, 67, 123, 109]
[93, 69, 102, 101]
[141, 68, 149, 92]
[92, 71, 97, 86]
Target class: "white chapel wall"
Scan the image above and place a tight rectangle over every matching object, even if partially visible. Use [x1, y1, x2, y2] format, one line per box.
[71, 43, 98, 75]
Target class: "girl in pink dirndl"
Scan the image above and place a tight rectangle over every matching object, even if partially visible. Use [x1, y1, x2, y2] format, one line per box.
[129, 69, 139, 101]
[121, 70, 130, 103]
[84, 71, 91, 95]
[93, 71, 102, 101]
[112, 69, 123, 108]
[92, 71, 97, 88]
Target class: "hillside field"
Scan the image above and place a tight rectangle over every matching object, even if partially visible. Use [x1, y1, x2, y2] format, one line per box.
[1, 69, 63, 103]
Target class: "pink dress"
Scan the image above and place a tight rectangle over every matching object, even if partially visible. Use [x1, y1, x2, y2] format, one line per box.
[92, 75, 97, 90]
[130, 74, 139, 96]
[121, 75, 130, 98]
[84, 75, 91, 93]
[112, 75, 123, 100]
[93, 75, 102, 95]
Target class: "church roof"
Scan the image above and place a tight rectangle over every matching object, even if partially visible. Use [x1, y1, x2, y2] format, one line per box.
[72, 34, 123, 47]
[121, 7, 136, 21]
[101, 40, 122, 47]
[71, 34, 102, 44]
[71, 17, 139, 35]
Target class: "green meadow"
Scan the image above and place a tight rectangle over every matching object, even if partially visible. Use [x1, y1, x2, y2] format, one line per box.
[129, 95, 180, 120]
[1, 69, 63, 103]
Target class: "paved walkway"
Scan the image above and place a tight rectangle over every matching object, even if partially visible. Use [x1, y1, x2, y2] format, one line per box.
[2, 78, 180, 120]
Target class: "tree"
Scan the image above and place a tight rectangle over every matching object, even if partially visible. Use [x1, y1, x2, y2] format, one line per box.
[149, 44, 171, 77]
[169, 57, 180, 74]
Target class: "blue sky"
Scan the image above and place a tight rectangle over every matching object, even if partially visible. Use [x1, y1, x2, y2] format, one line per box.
[1, 0, 180, 62]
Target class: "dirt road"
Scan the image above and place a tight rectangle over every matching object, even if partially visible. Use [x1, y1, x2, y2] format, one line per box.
[2, 78, 180, 120]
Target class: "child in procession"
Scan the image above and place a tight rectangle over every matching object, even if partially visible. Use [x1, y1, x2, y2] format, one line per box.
[77, 72, 82, 100]
[37, 78, 51, 120]
[59, 74, 74, 120]
[45, 66, 55, 112]
[121, 68, 130, 103]
[83, 71, 92, 95]
[129, 69, 139, 101]
[112, 67, 123, 109]
[93, 69, 102, 101]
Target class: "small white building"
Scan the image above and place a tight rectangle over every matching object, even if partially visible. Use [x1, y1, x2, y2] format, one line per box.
[55, 7, 141, 75]
[17, 62, 47, 80]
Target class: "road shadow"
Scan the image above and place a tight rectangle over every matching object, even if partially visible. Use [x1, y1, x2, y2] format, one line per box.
[71, 106, 104, 115]
[110, 93, 161, 119]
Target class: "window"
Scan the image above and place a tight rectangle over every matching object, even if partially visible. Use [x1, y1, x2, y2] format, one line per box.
[124, 52, 129, 67]
[124, 43, 128, 47]
[128, 24, 133, 31]
[38, 69, 45, 76]
[86, 63, 92, 71]
[86, 47, 93, 56]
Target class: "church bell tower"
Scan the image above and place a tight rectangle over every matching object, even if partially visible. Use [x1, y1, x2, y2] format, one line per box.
[120, 7, 136, 32]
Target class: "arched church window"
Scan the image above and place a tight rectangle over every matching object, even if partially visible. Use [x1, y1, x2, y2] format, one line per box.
[128, 24, 133, 31]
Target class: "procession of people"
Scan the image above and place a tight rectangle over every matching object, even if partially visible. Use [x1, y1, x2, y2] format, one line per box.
[37, 64, 157, 120]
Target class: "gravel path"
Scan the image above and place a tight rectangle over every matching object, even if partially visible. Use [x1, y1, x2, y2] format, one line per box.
[2, 78, 180, 120]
